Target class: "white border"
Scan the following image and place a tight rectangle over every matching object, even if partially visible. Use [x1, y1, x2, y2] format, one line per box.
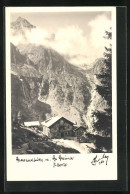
[6, 7, 117, 181]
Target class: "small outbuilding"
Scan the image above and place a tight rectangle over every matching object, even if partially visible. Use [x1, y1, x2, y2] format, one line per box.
[73, 126, 86, 136]
[24, 121, 40, 129]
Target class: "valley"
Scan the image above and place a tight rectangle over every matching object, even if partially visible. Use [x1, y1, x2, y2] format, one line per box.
[10, 16, 112, 154]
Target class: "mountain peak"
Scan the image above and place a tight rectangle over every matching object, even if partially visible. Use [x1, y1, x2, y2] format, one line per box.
[16, 16, 23, 20]
[11, 16, 36, 30]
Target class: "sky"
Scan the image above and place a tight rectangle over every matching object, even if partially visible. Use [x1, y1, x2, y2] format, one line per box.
[11, 11, 112, 66]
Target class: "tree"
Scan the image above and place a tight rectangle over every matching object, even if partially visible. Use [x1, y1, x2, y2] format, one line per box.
[92, 29, 112, 137]
[17, 111, 24, 126]
[96, 29, 112, 106]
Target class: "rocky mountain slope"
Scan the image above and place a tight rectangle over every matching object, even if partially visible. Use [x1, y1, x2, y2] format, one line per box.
[85, 58, 110, 135]
[11, 42, 51, 122]
[11, 41, 91, 126]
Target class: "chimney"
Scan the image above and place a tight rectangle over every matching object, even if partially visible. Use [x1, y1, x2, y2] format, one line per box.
[74, 121, 77, 125]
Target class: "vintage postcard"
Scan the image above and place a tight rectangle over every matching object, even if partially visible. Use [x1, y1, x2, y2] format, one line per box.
[6, 7, 117, 181]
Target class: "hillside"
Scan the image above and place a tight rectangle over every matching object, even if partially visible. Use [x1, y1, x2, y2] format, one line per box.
[11, 42, 91, 126]
[85, 58, 111, 137]
[12, 126, 80, 154]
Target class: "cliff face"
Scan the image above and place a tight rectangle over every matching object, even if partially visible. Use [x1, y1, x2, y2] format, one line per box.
[85, 58, 110, 135]
[11, 43, 91, 126]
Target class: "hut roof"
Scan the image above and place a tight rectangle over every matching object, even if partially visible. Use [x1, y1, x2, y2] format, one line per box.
[24, 121, 40, 127]
[73, 126, 86, 131]
[41, 116, 74, 128]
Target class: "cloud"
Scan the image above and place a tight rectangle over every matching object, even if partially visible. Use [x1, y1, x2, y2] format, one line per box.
[52, 26, 88, 56]
[52, 14, 112, 66]
[87, 14, 112, 62]
[11, 27, 50, 46]
[11, 14, 112, 66]
[26, 28, 49, 45]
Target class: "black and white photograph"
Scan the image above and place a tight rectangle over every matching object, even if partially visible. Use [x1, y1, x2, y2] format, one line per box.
[9, 9, 113, 155]
[6, 7, 117, 181]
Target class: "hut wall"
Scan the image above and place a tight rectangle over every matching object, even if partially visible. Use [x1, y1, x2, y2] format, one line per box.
[43, 126, 51, 137]
[50, 118, 73, 138]
[74, 127, 85, 137]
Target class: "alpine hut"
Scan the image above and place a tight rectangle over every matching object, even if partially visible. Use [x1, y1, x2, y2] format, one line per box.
[41, 116, 74, 139]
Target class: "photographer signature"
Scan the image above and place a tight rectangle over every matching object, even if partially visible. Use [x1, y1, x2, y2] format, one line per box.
[91, 154, 109, 165]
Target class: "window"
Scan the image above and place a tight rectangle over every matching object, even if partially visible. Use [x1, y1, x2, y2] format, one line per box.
[59, 126, 64, 131]
[77, 131, 81, 136]
[60, 119, 64, 126]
